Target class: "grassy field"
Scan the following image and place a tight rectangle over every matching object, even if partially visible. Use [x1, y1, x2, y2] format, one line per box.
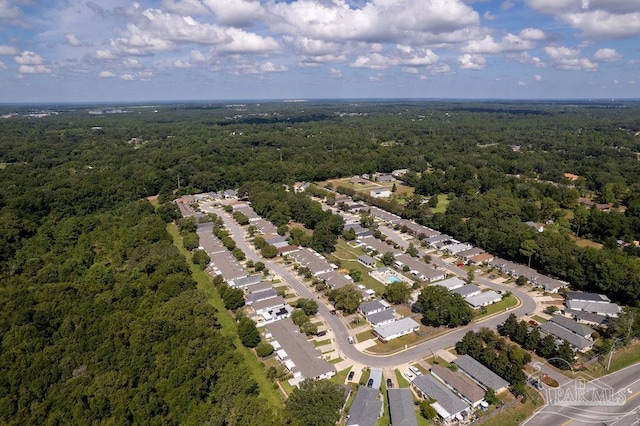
[476, 294, 519, 319]
[583, 341, 640, 378]
[394, 369, 411, 388]
[430, 194, 450, 214]
[330, 367, 353, 385]
[329, 240, 386, 294]
[313, 338, 332, 347]
[166, 223, 284, 409]
[478, 389, 544, 426]
[366, 326, 448, 355]
[531, 315, 548, 324]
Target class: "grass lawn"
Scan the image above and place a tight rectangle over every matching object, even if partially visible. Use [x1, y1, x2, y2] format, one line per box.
[430, 194, 450, 214]
[166, 224, 284, 409]
[478, 389, 544, 426]
[330, 367, 352, 385]
[359, 368, 371, 387]
[583, 340, 640, 378]
[424, 355, 451, 368]
[280, 380, 295, 397]
[531, 315, 548, 324]
[356, 329, 376, 343]
[329, 240, 386, 294]
[329, 357, 344, 364]
[475, 295, 519, 319]
[313, 339, 331, 347]
[366, 327, 448, 355]
[394, 369, 411, 388]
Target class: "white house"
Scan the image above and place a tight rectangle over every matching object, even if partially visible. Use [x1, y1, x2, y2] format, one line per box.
[370, 188, 391, 198]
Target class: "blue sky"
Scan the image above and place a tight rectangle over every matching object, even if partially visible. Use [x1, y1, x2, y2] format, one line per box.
[0, 0, 639, 102]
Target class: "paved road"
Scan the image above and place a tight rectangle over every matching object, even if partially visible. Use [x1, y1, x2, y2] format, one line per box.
[523, 361, 640, 426]
[213, 208, 540, 369]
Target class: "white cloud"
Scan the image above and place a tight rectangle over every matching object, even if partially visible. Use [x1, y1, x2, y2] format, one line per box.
[99, 71, 115, 77]
[526, 0, 640, 39]
[0, 45, 18, 55]
[15, 51, 45, 65]
[0, 60, 5, 70]
[501, 1, 515, 10]
[518, 81, 527, 86]
[119, 73, 135, 81]
[403, 66, 419, 74]
[429, 63, 452, 74]
[458, 53, 486, 69]
[201, 0, 266, 27]
[350, 46, 439, 70]
[162, 0, 210, 16]
[0, 0, 22, 21]
[465, 34, 534, 54]
[593, 48, 621, 62]
[483, 11, 496, 21]
[329, 67, 342, 78]
[65, 33, 82, 47]
[18, 65, 52, 74]
[519, 28, 546, 40]
[544, 45, 598, 70]
[535, 74, 542, 80]
[506, 52, 546, 67]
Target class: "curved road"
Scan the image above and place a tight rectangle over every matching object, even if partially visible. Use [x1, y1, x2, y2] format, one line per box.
[211, 206, 537, 368]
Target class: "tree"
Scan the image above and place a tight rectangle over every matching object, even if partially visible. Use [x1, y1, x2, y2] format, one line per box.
[406, 243, 418, 258]
[383, 281, 412, 304]
[485, 388, 499, 405]
[524, 326, 541, 351]
[417, 285, 473, 327]
[285, 379, 344, 426]
[296, 298, 319, 316]
[261, 244, 278, 258]
[256, 342, 274, 357]
[422, 254, 432, 264]
[498, 313, 518, 337]
[391, 183, 397, 193]
[520, 239, 539, 268]
[544, 305, 559, 315]
[349, 268, 362, 282]
[182, 232, 199, 251]
[254, 261, 265, 272]
[515, 275, 528, 286]
[157, 202, 180, 223]
[537, 334, 557, 359]
[554, 340, 575, 369]
[220, 285, 245, 311]
[381, 251, 396, 266]
[419, 401, 437, 419]
[300, 321, 319, 336]
[238, 316, 261, 348]
[330, 284, 362, 314]
[192, 249, 210, 269]
[291, 309, 310, 327]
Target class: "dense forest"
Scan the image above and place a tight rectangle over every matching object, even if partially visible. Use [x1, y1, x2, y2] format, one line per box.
[1, 100, 640, 422]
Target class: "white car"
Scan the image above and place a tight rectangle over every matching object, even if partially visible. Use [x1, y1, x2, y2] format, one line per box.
[404, 371, 414, 380]
[409, 366, 422, 376]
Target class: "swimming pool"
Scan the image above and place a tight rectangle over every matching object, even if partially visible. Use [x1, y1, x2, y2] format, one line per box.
[387, 276, 403, 284]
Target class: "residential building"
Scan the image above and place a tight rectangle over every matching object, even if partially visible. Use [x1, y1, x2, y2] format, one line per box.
[265, 319, 336, 384]
[374, 317, 420, 342]
[465, 291, 502, 309]
[358, 254, 377, 268]
[432, 277, 465, 291]
[347, 386, 383, 426]
[430, 365, 485, 407]
[411, 375, 469, 422]
[359, 299, 391, 316]
[452, 284, 482, 299]
[228, 274, 262, 289]
[370, 188, 391, 198]
[453, 355, 509, 393]
[540, 316, 595, 352]
[565, 292, 621, 317]
[245, 288, 278, 305]
[387, 388, 418, 426]
[367, 309, 396, 327]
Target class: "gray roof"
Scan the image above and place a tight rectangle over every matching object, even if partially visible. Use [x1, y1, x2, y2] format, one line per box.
[245, 288, 277, 304]
[387, 389, 418, 426]
[457, 247, 485, 259]
[453, 355, 509, 391]
[566, 300, 620, 315]
[367, 309, 396, 326]
[566, 292, 610, 303]
[359, 299, 390, 315]
[347, 386, 382, 426]
[317, 271, 353, 289]
[244, 281, 273, 294]
[374, 317, 420, 340]
[265, 319, 336, 380]
[452, 284, 482, 298]
[540, 321, 593, 351]
[433, 277, 465, 290]
[465, 291, 502, 308]
[358, 254, 377, 266]
[412, 375, 468, 418]
[430, 365, 485, 405]
[549, 315, 594, 337]
[290, 248, 334, 276]
[567, 309, 609, 326]
[229, 274, 262, 288]
[251, 296, 286, 312]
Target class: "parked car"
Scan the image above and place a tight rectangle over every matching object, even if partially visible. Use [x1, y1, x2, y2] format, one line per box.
[317, 330, 327, 337]
[404, 371, 414, 380]
[529, 320, 538, 327]
[367, 378, 374, 388]
[386, 378, 393, 388]
[409, 366, 422, 376]
[347, 371, 355, 381]
[348, 336, 355, 344]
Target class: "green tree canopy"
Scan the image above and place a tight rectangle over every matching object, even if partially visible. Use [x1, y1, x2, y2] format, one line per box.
[285, 379, 344, 426]
[417, 285, 473, 327]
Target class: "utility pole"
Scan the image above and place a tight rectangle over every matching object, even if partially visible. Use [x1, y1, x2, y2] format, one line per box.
[177, 175, 181, 189]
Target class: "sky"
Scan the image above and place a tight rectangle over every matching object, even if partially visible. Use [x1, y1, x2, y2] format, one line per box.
[0, 0, 639, 103]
